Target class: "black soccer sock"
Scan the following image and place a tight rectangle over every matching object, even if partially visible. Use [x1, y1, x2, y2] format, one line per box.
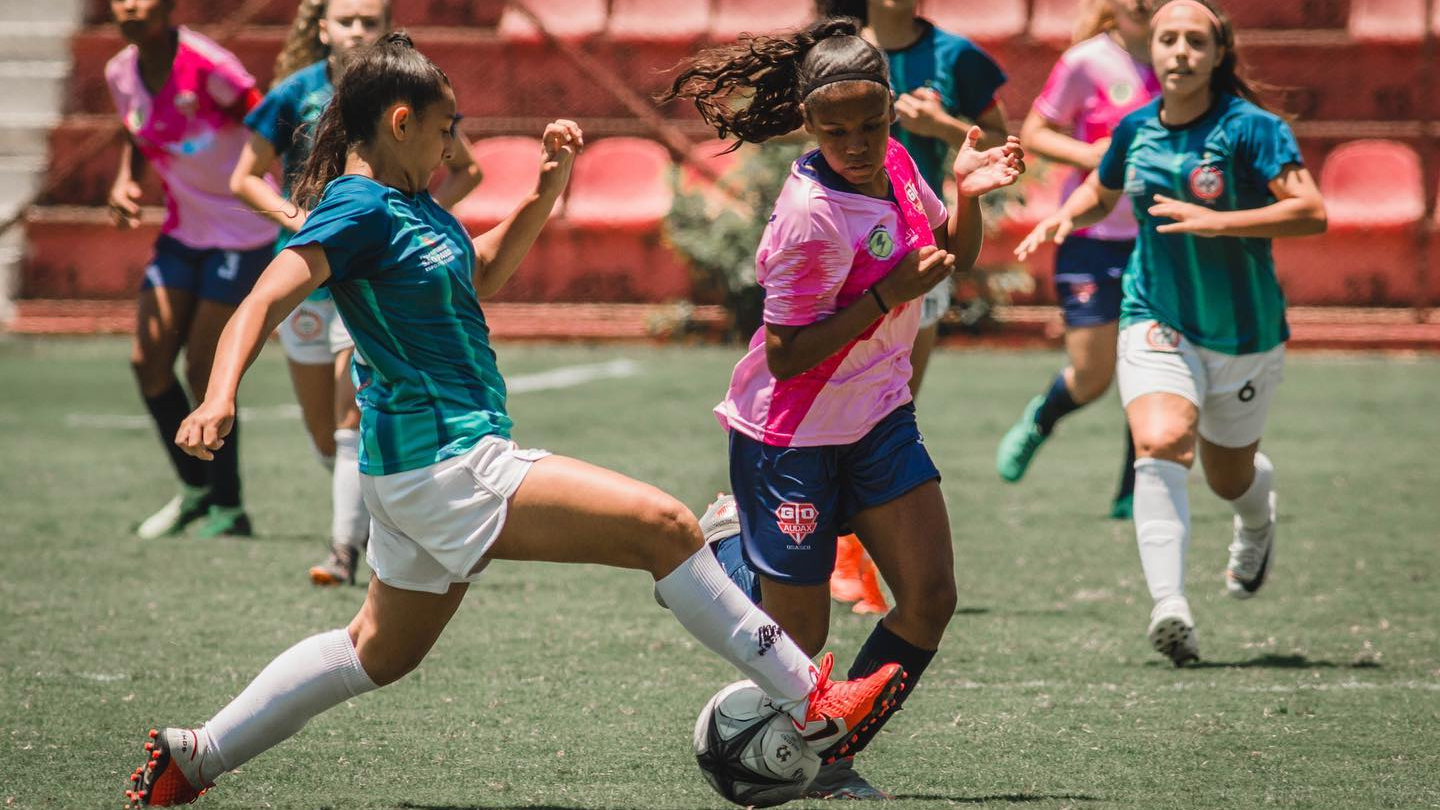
[143, 381, 208, 488]
[1116, 422, 1137, 499]
[844, 620, 937, 756]
[208, 410, 243, 508]
[1034, 371, 1081, 436]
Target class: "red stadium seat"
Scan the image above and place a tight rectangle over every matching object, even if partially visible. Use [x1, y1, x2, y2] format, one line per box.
[609, 0, 711, 43]
[710, 0, 814, 40]
[497, 0, 607, 43]
[1320, 139, 1425, 227]
[452, 138, 553, 232]
[1027, 0, 1083, 43]
[564, 138, 675, 230]
[920, 0, 1026, 44]
[1347, 0, 1426, 42]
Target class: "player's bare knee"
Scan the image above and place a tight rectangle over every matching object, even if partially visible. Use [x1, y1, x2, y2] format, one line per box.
[1133, 428, 1194, 466]
[1204, 468, 1252, 501]
[895, 578, 956, 632]
[1069, 367, 1113, 404]
[640, 494, 704, 574]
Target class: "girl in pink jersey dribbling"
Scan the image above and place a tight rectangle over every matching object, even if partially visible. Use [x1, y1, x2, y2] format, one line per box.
[665, 16, 1024, 799]
[107, 0, 279, 540]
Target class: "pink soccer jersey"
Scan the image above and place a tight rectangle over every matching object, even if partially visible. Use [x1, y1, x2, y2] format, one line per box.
[106, 27, 277, 250]
[716, 139, 948, 448]
[1032, 33, 1160, 242]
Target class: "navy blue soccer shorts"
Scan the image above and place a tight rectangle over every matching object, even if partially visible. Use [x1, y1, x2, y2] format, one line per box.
[1053, 236, 1133, 328]
[140, 234, 271, 306]
[727, 403, 940, 586]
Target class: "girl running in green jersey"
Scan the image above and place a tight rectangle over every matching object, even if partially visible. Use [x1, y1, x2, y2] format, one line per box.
[1017, 0, 1326, 666]
[230, 0, 481, 586]
[124, 33, 906, 809]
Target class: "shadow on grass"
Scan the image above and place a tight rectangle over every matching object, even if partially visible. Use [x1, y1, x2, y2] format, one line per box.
[1147, 654, 1375, 670]
[894, 793, 1100, 804]
[954, 606, 991, 615]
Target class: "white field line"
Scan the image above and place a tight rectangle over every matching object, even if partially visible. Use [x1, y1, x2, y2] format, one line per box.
[63, 359, 642, 430]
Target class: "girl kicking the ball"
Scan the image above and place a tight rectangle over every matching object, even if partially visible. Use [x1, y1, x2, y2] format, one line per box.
[229, 0, 481, 587]
[664, 16, 1024, 799]
[124, 32, 905, 808]
[1016, 0, 1326, 666]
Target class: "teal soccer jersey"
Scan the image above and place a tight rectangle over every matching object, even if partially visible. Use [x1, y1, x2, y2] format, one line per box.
[885, 20, 1007, 193]
[244, 61, 332, 197]
[289, 175, 510, 475]
[1098, 94, 1302, 355]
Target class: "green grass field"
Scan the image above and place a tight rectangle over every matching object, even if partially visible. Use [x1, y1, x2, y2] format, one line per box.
[2, 336, 1437, 809]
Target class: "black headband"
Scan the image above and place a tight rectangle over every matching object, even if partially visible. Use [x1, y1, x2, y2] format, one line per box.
[802, 72, 889, 99]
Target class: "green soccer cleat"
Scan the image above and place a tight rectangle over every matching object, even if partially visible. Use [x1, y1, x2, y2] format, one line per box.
[135, 486, 211, 539]
[196, 505, 253, 539]
[996, 396, 1049, 483]
[1110, 492, 1134, 520]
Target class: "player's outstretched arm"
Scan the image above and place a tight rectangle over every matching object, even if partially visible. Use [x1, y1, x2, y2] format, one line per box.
[1150, 164, 1327, 239]
[471, 120, 583, 299]
[230, 133, 308, 233]
[1015, 172, 1121, 261]
[945, 126, 1025, 271]
[176, 247, 328, 460]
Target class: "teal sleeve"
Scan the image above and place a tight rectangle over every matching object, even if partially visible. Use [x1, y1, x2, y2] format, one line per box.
[288, 180, 391, 283]
[1097, 115, 1139, 190]
[1240, 113, 1303, 185]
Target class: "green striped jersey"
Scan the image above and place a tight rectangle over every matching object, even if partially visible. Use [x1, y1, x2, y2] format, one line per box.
[1098, 94, 1302, 355]
[289, 174, 510, 475]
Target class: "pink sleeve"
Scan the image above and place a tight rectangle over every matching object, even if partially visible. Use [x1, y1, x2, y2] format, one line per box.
[917, 168, 948, 231]
[1032, 54, 1087, 125]
[758, 198, 852, 327]
[203, 50, 257, 110]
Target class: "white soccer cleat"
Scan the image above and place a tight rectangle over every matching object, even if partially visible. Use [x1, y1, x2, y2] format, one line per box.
[804, 756, 893, 800]
[1227, 492, 1277, 599]
[699, 493, 741, 545]
[135, 487, 210, 540]
[1147, 596, 1199, 667]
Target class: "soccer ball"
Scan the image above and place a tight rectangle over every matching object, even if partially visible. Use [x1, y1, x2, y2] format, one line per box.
[693, 680, 820, 807]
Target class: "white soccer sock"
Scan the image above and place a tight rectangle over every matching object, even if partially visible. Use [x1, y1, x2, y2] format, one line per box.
[1227, 452, 1274, 531]
[332, 429, 370, 550]
[1133, 457, 1191, 604]
[199, 628, 376, 784]
[654, 547, 816, 720]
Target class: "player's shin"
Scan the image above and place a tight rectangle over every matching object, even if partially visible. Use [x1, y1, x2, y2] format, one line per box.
[198, 628, 377, 784]
[1133, 457, 1191, 602]
[654, 546, 816, 720]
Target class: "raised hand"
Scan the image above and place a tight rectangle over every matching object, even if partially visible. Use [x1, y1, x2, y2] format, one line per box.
[175, 399, 236, 461]
[953, 127, 1026, 198]
[1150, 194, 1222, 236]
[894, 87, 952, 139]
[537, 119, 584, 200]
[1014, 212, 1076, 261]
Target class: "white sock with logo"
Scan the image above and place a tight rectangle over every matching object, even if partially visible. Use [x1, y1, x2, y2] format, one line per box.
[332, 429, 370, 551]
[197, 628, 377, 784]
[1227, 452, 1274, 531]
[654, 547, 816, 720]
[1133, 457, 1191, 603]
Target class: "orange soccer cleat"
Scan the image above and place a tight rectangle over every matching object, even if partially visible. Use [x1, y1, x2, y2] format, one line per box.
[795, 652, 904, 764]
[830, 535, 889, 614]
[124, 728, 212, 808]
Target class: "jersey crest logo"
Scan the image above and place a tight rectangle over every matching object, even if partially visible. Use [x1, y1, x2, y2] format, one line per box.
[903, 180, 923, 213]
[1145, 322, 1182, 350]
[1109, 81, 1135, 105]
[291, 308, 324, 340]
[866, 225, 895, 260]
[174, 90, 199, 119]
[1189, 165, 1225, 202]
[775, 502, 819, 544]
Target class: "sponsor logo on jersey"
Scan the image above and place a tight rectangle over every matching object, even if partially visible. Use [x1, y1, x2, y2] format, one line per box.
[866, 225, 895, 260]
[420, 240, 457, 271]
[904, 179, 923, 212]
[775, 501, 819, 543]
[1145, 322, 1182, 350]
[1189, 164, 1225, 202]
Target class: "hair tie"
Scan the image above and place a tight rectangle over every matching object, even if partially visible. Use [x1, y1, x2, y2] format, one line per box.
[802, 71, 889, 99]
[1158, 0, 1223, 34]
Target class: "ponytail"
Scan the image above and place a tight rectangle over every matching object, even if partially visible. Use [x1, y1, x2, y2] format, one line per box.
[660, 17, 889, 149]
[273, 0, 327, 86]
[815, 0, 869, 23]
[290, 30, 451, 207]
[1153, 0, 1276, 112]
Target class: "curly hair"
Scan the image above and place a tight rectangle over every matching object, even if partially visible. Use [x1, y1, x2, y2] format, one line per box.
[659, 16, 890, 149]
[272, 0, 393, 87]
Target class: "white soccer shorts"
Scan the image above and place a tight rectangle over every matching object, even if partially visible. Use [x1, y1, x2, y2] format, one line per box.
[278, 298, 355, 365]
[918, 277, 953, 329]
[1116, 320, 1285, 449]
[360, 435, 551, 594]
